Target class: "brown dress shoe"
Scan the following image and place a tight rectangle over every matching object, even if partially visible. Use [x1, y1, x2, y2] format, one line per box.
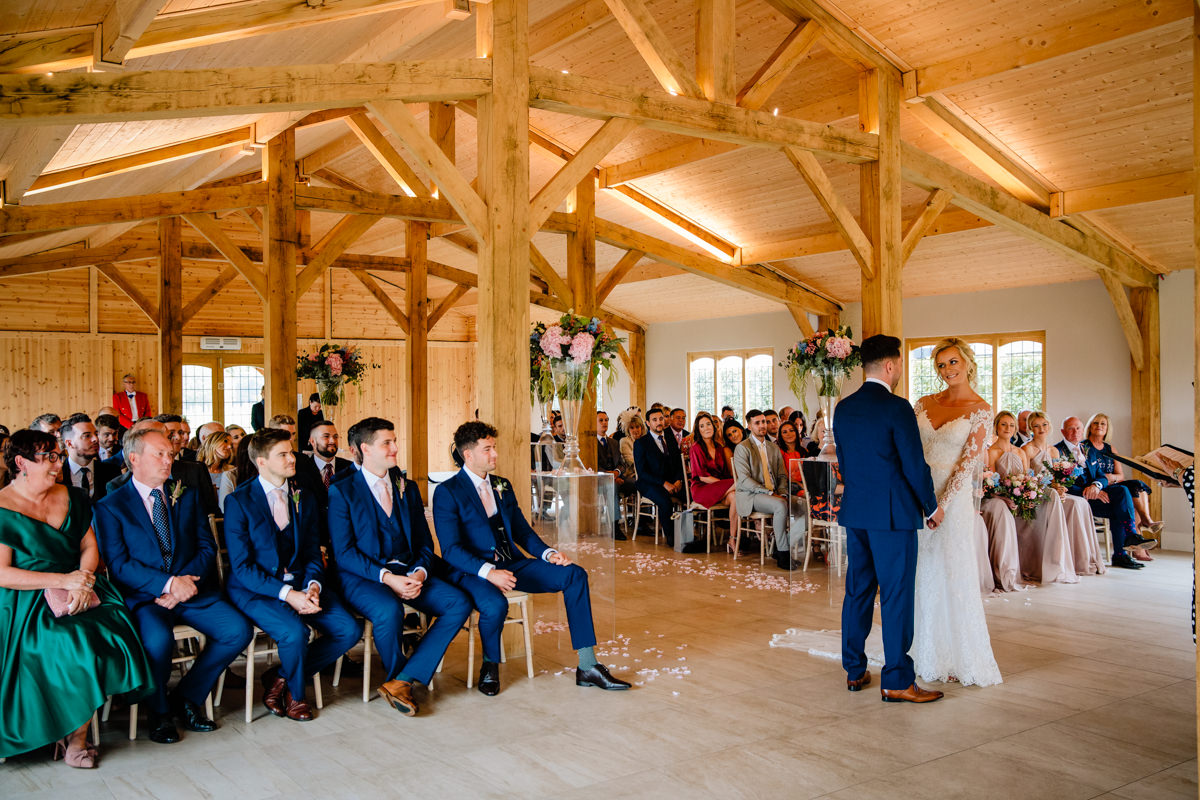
[284, 694, 314, 722]
[261, 668, 288, 717]
[846, 670, 872, 692]
[378, 679, 419, 716]
[881, 683, 944, 703]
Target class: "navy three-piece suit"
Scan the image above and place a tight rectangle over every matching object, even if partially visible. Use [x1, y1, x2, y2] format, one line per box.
[835, 381, 938, 691]
[222, 478, 361, 702]
[94, 479, 253, 714]
[328, 468, 471, 685]
[1055, 439, 1136, 557]
[432, 469, 596, 659]
[633, 431, 683, 534]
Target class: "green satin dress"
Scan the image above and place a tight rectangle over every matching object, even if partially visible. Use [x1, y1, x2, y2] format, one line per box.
[0, 489, 153, 757]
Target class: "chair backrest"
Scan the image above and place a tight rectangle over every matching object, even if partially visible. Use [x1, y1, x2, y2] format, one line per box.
[207, 514, 226, 587]
[680, 451, 693, 506]
[797, 460, 835, 529]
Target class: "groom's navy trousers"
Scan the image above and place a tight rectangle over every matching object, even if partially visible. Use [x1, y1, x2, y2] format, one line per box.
[835, 381, 938, 691]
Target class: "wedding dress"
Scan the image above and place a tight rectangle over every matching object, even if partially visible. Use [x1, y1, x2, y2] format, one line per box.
[911, 401, 1002, 687]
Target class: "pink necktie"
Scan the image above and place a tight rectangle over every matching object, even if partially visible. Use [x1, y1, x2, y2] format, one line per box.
[272, 487, 290, 529]
[374, 479, 393, 517]
[478, 480, 497, 517]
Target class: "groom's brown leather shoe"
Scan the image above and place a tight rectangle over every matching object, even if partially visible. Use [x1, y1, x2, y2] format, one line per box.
[379, 679, 419, 716]
[881, 683, 944, 703]
[846, 671, 872, 691]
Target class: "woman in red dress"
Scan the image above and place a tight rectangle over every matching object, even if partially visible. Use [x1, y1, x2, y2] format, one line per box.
[688, 412, 736, 518]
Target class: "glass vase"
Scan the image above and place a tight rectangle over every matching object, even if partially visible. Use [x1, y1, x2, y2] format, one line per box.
[549, 359, 592, 475]
[316, 377, 344, 407]
[816, 373, 842, 462]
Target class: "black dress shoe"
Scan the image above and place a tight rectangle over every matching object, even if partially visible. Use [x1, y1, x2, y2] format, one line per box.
[576, 663, 631, 690]
[614, 531, 628, 541]
[478, 662, 500, 696]
[1112, 552, 1145, 570]
[774, 551, 794, 570]
[147, 712, 180, 744]
[322, 654, 363, 679]
[681, 541, 705, 554]
[1125, 533, 1154, 547]
[172, 697, 218, 732]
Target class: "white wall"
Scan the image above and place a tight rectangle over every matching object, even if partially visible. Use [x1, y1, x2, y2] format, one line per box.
[645, 275, 1196, 547]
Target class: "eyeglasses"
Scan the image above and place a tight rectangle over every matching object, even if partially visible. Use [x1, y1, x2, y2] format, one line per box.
[32, 451, 63, 463]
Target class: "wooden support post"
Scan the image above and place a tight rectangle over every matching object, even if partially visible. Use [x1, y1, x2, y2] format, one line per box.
[630, 328, 647, 410]
[157, 216, 183, 414]
[427, 101, 456, 199]
[696, 0, 735, 104]
[1129, 285, 1162, 530]
[262, 130, 298, 421]
[569, 176, 598, 469]
[859, 69, 903, 341]
[476, 0, 532, 504]
[406, 221, 430, 493]
[817, 313, 840, 333]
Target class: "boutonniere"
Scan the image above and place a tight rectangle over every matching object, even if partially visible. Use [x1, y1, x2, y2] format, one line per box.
[492, 477, 509, 499]
[393, 475, 405, 496]
[168, 480, 186, 507]
[290, 487, 302, 512]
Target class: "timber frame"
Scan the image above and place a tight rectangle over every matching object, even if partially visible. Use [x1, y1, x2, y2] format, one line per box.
[0, 0, 1170, 510]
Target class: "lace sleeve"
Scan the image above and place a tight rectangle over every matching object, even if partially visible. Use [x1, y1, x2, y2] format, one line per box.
[939, 408, 990, 510]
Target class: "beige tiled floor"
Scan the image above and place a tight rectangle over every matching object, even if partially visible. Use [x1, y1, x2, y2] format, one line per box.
[2, 541, 1196, 799]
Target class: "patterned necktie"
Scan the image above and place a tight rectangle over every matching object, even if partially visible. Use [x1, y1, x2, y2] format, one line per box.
[272, 487, 290, 529]
[373, 478, 393, 517]
[150, 488, 172, 568]
[478, 479, 497, 517]
[321, 461, 333, 488]
[758, 441, 774, 492]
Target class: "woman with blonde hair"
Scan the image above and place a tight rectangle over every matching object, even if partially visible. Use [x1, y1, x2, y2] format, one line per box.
[197, 430, 235, 487]
[1085, 413, 1161, 536]
[978, 411, 1024, 591]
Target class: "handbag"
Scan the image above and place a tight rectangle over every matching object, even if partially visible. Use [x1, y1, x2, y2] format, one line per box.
[672, 508, 695, 553]
[43, 587, 100, 618]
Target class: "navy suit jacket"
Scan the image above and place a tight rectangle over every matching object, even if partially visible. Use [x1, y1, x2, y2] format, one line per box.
[94, 478, 217, 608]
[327, 467, 433, 583]
[834, 381, 938, 532]
[223, 478, 324, 600]
[633, 432, 682, 491]
[432, 470, 552, 575]
[1054, 440, 1108, 496]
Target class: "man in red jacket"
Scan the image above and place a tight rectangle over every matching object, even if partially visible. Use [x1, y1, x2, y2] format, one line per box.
[113, 374, 152, 430]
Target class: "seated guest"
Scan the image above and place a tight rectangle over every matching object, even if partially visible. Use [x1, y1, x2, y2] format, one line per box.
[720, 405, 735, 422]
[94, 427, 253, 744]
[219, 435, 254, 513]
[328, 417, 471, 716]
[95, 414, 123, 464]
[0, 430, 153, 767]
[1023, 412, 1106, 574]
[197, 431, 235, 488]
[1086, 413, 1162, 536]
[223, 429, 361, 722]
[61, 414, 121, 506]
[179, 419, 197, 461]
[597, 411, 632, 541]
[667, 408, 689, 450]
[722, 419, 746, 463]
[689, 412, 736, 519]
[30, 413, 61, 436]
[762, 409, 781, 443]
[225, 424, 247, 451]
[139, 416, 219, 515]
[0, 429, 9, 487]
[810, 410, 828, 455]
[776, 420, 805, 476]
[633, 408, 686, 546]
[294, 421, 355, 504]
[733, 410, 801, 570]
[266, 414, 298, 450]
[1057, 416, 1150, 570]
[619, 415, 645, 480]
[113, 374, 150, 430]
[297, 394, 324, 454]
[1012, 410, 1033, 447]
[433, 421, 630, 693]
[779, 406, 796, 427]
[195, 421, 223, 445]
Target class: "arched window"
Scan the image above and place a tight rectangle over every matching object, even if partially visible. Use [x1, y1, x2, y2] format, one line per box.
[687, 348, 774, 421]
[907, 332, 1044, 413]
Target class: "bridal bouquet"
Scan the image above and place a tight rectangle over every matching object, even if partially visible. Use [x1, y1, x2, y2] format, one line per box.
[295, 343, 379, 406]
[780, 325, 861, 413]
[530, 311, 623, 400]
[984, 470, 1050, 521]
[1042, 456, 1084, 492]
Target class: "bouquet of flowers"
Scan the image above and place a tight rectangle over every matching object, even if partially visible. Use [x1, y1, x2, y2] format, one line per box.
[295, 343, 379, 406]
[983, 470, 1050, 521]
[780, 325, 861, 414]
[1042, 455, 1084, 492]
[529, 311, 624, 400]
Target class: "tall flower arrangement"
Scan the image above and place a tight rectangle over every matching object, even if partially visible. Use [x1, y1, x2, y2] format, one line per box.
[780, 325, 861, 414]
[529, 312, 623, 400]
[295, 343, 379, 406]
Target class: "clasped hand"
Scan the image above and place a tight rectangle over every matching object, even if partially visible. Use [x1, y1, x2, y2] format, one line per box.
[926, 507, 945, 530]
[285, 586, 322, 615]
[384, 571, 424, 600]
[155, 574, 200, 608]
[61, 568, 96, 616]
[1082, 484, 1109, 503]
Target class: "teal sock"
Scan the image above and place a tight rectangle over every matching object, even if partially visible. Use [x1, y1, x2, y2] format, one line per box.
[395, 671, 414, 683]
[577, 647, 598, 669]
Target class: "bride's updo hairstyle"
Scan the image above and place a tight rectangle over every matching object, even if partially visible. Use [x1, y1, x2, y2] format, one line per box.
[992, 410, 1016, 435]
[931, 337, 978, 387]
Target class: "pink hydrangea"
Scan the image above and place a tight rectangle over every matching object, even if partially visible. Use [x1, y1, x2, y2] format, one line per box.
[540, 325, 570, 358]
[325, 353, 343, 375]
[825, 336, 853, 359]
[308, 353, 320, 362]
[569, 332, 595, 363]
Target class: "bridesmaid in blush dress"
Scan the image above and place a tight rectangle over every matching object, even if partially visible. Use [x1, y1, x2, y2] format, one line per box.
[979, 413, 1024, 592]
[688, 413, 736, 518]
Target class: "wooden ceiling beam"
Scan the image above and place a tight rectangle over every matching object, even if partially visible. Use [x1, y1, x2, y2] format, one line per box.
[181, 212, 268, 300]
[180, 265, 240, 325]
[529, 117, 638, 232]
[428, 284, 471, 327]
[737, 20, 822, 110]
[605, 184, 737, 260]
[528, 242, 573, 304]
[344, 112, 431, 198]
[350, 270, 410, 334]
[297, 214, 383, 296]
[783, 146, 873, 275]
[601, 138, 737, 187]
[786, 304, 815, 338]
[0, 240, 152, 278]
[602, 0, 704, 97]
[529, 67, 878, 162]
[96, 261, 158, 325]
[762, 0, 902, 76]
[596, 249, 644, 303]
[0, 60, 492, 126]
[900, 189, 952, 265]
[1059, 170, 1194, 216]
[97, 0, 171, 67]
[295, 185, 459, 223]
[1098, 270, 1146, 370]
[696, 0, 736, 103]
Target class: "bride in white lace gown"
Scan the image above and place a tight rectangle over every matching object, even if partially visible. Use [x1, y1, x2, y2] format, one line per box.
[911, 339, 1002, 687]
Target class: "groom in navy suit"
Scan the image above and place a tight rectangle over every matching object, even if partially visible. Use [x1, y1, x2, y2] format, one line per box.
[433, 421, 630, 694]
[223, 429, 362, 721]
[94, 427, 253, 743]
[328, 417, 472, 717]
[835, 335, 944, 704]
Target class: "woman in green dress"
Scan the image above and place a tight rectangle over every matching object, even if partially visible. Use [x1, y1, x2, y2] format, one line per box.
[0, 429, 153, 767]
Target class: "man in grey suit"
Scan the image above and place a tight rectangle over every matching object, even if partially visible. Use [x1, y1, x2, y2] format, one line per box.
[733, 409, 802, 569]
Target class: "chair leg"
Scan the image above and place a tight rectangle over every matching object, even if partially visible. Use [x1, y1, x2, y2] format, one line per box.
[332, 656, 343, 688]
[362, 623, 373, 703]
[205, 693, 214, 721]
[91, 710, 99, 743]
[128, 703, 138, 741]
[101, 696, 113, 723]
[759, 520, 767, 567]
[520, 598, 534, 679]
[244, 641, 255, 724]
[802, 526, 813, 571]
[731, 516, 740, 559]
[466, 614, 476, 689]
[633, 502, 641, 541]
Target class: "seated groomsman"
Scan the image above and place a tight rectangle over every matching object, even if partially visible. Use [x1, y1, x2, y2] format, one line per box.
[762, 409, 781, 443]
[223, 429, 362, 721]
[633, 407, 687, 546]
[433, 421, 631, 693]
[94, 427, 253, 744]
[60, 414, 120, 506]
[94, 413, 124, 465]
[295, 421, 355, 507]
[328, 417, 472, 717]
[733, 409, 801, 570]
